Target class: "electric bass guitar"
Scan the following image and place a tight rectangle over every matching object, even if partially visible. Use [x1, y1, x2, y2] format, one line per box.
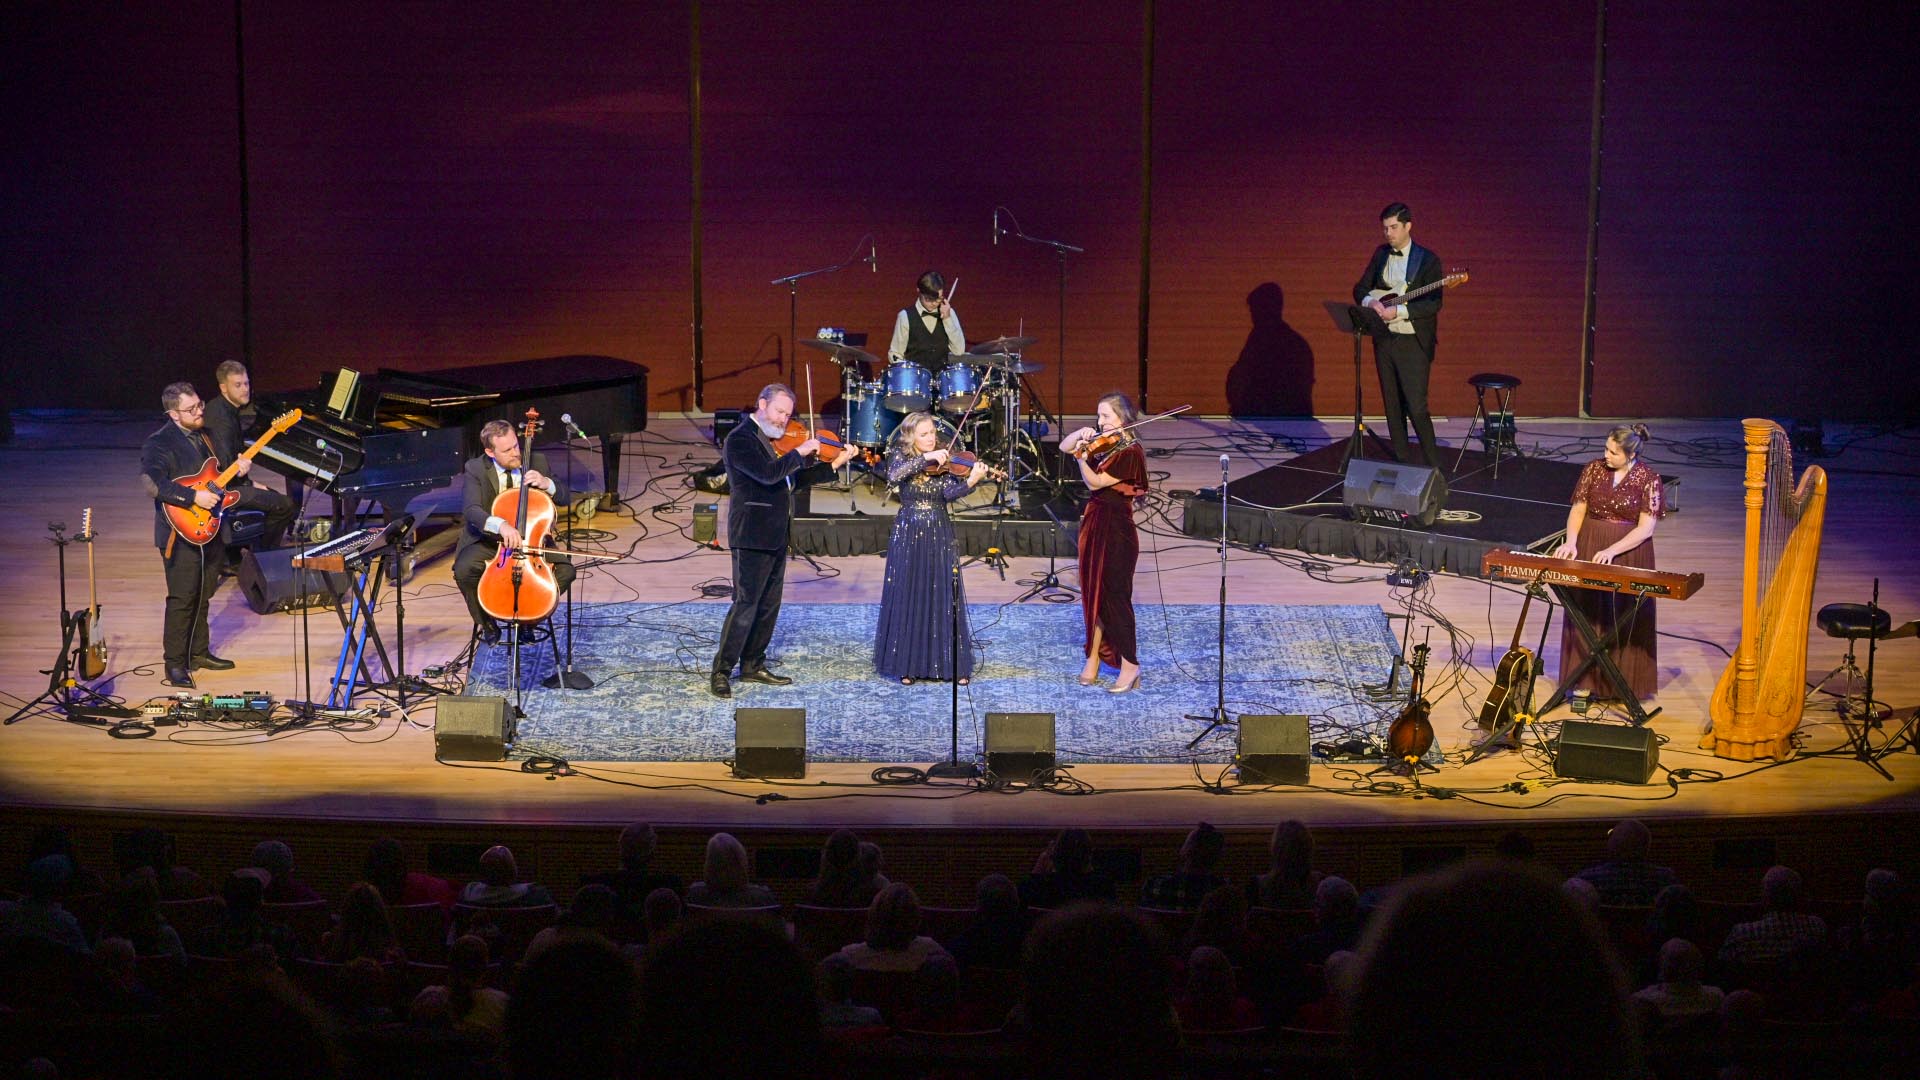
[78, 507, 108, 679]
[164, 409, 302, 546]
[1477, 579, 1543, 730]
[1365, 268, 1471, 317]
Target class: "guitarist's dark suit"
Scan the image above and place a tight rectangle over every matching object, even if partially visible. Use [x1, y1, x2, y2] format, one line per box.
[452, 451, 575, 637]
[139, 420, 227, 678]
[711, 419, 839, 682]
[1353, 240, 1445, 469]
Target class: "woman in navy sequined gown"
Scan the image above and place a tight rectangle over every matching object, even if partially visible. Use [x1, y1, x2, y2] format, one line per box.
[874, 413, 990, 684]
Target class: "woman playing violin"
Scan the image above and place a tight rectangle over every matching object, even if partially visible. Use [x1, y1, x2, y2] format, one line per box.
[1061, 392, 1149, 693]
[873, 413, 990, 685]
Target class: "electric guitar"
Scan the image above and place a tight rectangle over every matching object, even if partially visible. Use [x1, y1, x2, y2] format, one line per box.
[1477, 579, 1543, 730]
[78, 508, 108, 680]
[164, 409, 302, 546]
[1365, 268, 1471, 316]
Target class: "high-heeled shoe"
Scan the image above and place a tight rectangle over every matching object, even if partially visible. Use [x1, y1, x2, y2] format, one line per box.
[1077, 672, 1101, 687]
[1108, 671, 1142, 694]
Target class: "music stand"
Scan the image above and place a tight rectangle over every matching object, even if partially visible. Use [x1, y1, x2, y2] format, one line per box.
[1322, 301, 1393, 471]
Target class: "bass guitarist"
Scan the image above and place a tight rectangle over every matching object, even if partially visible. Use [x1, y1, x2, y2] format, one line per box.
[138, 382, 235, 688]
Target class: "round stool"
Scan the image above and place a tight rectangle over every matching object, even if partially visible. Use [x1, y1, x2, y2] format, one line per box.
[1816, 602, 1893, 726]
[1456, 372, 1521, 477]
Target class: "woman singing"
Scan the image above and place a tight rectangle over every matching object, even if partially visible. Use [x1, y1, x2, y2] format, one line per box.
[1062, 393, 1150, 694]
[873, 413, 989, 685]
[1551, 423, 1664, 700]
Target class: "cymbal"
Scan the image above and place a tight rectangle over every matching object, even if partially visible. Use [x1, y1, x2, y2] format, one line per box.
[968, 335, 1038, 355]
[972, 353, 1045, 374]
[797, 338, 878, 366]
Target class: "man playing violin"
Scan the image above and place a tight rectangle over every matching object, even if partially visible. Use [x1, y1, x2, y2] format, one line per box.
[710, 383, 859, 698]
[454, 419, 575, 646]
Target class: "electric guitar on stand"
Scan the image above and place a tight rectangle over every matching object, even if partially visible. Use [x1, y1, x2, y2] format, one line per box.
[164, 409, 302, 546]
[77, 508, 107, 680]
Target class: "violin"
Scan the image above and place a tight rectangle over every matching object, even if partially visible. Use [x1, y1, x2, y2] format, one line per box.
[923, 449, 1006, 481]
[770, 418, 849, 456]
[476, 408, 560, 624]
[1385, 641, 1435, 766]
[1068, 404, 1192, 464]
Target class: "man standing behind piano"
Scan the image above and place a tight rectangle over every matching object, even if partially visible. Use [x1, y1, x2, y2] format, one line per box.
[140, 382, 232, 689]
[709, 383, 858, 698]
[201, 360, 297, 556]
[453, 419, 575, 646]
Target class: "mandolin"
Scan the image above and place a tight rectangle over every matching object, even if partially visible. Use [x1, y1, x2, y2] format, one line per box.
[78, 508, 108, 680]
[1386, 642, 1434, 765]
[1477, 580, 1543, 731]
[165, 409, 303, 545]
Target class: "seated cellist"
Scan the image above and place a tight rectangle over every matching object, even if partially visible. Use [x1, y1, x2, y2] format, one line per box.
[454, 419, 575, 645]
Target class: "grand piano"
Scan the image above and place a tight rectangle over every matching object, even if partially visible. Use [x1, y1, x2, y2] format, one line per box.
[249, 355, 649, 526]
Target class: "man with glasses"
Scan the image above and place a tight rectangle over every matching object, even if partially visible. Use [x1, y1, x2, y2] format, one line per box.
[139, 382, 236, 687]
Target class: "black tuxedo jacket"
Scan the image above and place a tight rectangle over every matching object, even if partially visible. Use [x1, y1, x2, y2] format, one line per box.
[140, 422, 219, 551]
[456, 451, 570, 562]
[201, 394, 267, 489]
[1352, 241, 1443, 356]
[722, 419, 837, 551]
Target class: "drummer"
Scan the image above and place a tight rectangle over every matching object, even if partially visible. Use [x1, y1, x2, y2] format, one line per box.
[889, 270, 966, 372]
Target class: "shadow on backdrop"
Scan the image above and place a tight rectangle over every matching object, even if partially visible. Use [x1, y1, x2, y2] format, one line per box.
[1226, 282, 1316, 418]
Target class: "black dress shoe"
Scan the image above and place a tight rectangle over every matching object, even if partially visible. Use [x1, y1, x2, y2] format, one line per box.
[709, 671, 732, 698]
[191, 653, 236, 671]
[478, 623, 502, 646]
[162, 667, 195, 689]
[738, 666, 793, 686]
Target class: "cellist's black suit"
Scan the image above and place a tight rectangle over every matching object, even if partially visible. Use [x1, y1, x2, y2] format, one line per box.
[453, 452, 574, 638]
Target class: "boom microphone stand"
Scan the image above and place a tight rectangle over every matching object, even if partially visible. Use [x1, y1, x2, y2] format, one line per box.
[995, 207, 1083, 479]
[771, 233, 876, 385]
[1186, 454, 1235, 748]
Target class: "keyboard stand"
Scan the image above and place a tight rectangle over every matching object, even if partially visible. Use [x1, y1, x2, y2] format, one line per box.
[1536, 583, 1659, 726]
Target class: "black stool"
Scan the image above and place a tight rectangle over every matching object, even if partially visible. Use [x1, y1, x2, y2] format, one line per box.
[1455, 372, 1521, 478]
[1816, 602, 1893, 725]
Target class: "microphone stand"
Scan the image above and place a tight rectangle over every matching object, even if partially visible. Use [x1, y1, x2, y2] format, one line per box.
[1186, 455, 1235, 748]
[998, 208, 1083, 481]
[770, 233, 875, 385]
[544, 425, 594, 689]
[927, 558, 979, 779]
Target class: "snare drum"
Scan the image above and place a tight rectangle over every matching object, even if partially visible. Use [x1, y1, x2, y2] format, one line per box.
[937, 364, 985, 413]
[845, 381, 901, 447]
[882, 362, 931, 411]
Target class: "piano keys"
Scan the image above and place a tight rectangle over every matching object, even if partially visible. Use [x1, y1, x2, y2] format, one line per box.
[1481, 547, 1704, 600]
[290, 525, 395, 574]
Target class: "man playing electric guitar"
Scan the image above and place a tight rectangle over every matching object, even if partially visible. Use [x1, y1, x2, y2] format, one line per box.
[139, 382, 235, 688]
[1353, 201, 1447, 474]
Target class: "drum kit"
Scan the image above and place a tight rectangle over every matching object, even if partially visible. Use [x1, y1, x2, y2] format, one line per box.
[799, 333, 1049, 506]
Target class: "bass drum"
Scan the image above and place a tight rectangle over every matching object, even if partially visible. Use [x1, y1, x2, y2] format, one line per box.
[845, 381, 901, 448]
[937, 363, 985, 413]
[882, 362, 931, 412]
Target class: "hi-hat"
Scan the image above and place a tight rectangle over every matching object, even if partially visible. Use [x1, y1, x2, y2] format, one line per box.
[971, 353, 1046, 374]
[968, 335, 1038, 355]
[798, 338, 878, 366]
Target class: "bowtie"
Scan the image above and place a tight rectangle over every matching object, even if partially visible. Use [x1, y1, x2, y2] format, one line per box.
[1387, 249, 1406, 257]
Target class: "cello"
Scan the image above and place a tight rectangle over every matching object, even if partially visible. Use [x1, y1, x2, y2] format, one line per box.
[476, 409, 560, 625]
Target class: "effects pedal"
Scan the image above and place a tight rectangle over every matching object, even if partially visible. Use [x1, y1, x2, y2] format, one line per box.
[1386, 564, 1430, 588]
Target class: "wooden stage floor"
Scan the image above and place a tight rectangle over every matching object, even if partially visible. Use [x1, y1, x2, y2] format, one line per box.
[4, 413, 1918, 848]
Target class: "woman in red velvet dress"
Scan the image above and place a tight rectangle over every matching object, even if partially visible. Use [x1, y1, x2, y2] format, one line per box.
[1551, 424, 1664, 700]
[1062, 393, 1149, 693]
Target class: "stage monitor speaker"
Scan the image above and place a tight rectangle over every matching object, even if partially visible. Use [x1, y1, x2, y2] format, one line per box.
[237, 546, 351, 615]
[712, 408, 744, 448]
[1555, 720, 1659, 784]
[986, 712, 1056, 781]
[1236, 714, 1312, 785]
[1343, 458, 1446, 528]
[735, 708, 806, 779]
[692, 503, 719, 543]
[435, 695, 514, 761]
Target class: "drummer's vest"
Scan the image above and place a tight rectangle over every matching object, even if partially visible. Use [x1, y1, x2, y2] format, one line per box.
[902, 307, 951, 368]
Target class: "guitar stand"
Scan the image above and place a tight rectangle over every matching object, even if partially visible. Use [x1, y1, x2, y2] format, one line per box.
[1534, 584, 1660, 726]
[1367, 754, 1438, 785]
[6, 524, 135, 726]
[1465, 586, 1557, 764]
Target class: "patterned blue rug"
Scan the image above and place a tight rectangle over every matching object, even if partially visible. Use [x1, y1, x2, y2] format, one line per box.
[466, 603, 1403, 765]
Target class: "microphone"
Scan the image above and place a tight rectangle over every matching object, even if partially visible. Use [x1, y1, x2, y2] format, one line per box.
[992, 209, 1000, 246]
[1220, 453, 1230, 478]
[870, 239, 877, 273]
[560, 412, 591, 440]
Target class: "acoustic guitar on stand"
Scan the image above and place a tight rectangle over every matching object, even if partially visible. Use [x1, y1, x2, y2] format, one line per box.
[164, 409, 302, 546]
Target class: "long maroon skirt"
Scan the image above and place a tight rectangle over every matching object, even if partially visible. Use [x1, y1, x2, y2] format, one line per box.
[1078, 493, 1140, 667]
[1559, 517, 1658, 700]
